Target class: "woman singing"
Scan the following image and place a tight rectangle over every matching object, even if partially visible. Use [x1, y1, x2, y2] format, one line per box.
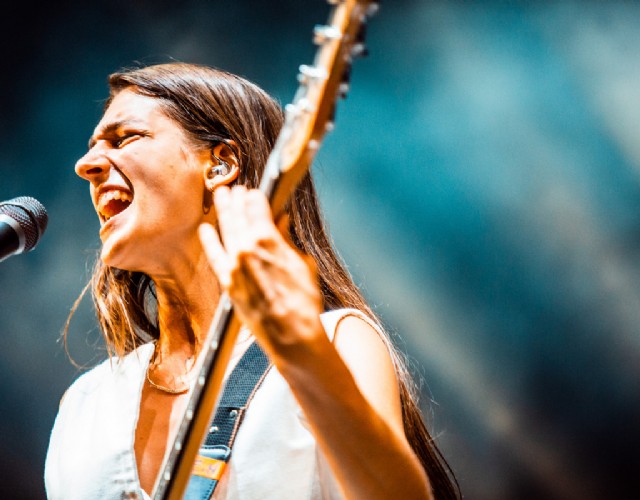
[44, 63, 459, 499]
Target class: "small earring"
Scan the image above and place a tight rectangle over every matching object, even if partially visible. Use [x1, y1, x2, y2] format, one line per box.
[207, 161, 230, 179]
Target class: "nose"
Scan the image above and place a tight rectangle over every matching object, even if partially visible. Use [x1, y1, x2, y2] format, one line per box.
[75, 148, 111, 183]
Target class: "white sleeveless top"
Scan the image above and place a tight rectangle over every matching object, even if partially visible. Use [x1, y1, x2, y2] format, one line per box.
[45, 309, 375, 499]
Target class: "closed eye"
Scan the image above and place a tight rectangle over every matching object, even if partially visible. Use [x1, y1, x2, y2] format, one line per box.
[113, 133, 143, 148]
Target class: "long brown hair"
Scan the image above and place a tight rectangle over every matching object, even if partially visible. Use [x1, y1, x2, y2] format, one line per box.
[68, 62, 460, 498]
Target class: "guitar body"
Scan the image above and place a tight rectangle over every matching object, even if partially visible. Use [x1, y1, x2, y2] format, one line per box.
[152, 2, 378, 498]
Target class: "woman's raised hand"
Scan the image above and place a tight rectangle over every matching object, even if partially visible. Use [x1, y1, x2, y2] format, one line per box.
[198, 185, 324, 364]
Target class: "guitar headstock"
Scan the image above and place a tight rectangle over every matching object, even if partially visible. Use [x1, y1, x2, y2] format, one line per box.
[301, 0, 379, 123]
[260, 0, 379, 214]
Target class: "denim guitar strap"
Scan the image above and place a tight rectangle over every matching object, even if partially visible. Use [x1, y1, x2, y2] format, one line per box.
[184, 341, 270, 499]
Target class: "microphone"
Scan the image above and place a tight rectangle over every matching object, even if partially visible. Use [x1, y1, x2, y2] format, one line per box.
[0, 196, 48, 262]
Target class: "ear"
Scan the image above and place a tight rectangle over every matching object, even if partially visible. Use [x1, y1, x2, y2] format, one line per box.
[203, 141, 240, 191]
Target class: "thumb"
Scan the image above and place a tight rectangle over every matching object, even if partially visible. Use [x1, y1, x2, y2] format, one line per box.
[275, 212, 293, 245]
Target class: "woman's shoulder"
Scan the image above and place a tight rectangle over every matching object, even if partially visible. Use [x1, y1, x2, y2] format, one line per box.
[320, 308, 382, 342]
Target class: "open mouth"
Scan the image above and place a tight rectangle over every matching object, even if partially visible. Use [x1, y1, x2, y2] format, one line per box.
[97, 189, 133, 221]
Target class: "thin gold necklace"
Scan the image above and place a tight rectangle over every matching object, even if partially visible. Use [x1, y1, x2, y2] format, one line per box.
[145, 367, 190, 395]
[146, 345, 193, 395]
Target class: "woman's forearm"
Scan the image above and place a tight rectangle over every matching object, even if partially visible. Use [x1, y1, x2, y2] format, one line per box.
[274, 331, 433, 500]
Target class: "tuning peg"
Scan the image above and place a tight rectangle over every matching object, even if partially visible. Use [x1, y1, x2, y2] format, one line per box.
[297, 64, 328, 85]
[367, 2, 380, 18]
[351, 43, 368, 59]
[338, 82, 350, 100]
[356, 17, 368, 43]
[313, 24, 342, 45]
[338, 64, 352, 99]
[351, 19, 369, 58]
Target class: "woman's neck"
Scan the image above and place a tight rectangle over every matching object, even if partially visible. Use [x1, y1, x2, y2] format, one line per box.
[151, 250, 221, 368]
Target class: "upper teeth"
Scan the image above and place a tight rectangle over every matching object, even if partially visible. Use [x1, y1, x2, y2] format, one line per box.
[98, 189, 133, 219]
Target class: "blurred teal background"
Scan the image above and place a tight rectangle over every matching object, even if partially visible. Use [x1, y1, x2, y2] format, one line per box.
[1, 1, 639, 498]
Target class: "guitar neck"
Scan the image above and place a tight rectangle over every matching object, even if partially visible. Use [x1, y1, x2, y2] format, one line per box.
[152, 294, 240, 500]
[152, 1, 377, 498]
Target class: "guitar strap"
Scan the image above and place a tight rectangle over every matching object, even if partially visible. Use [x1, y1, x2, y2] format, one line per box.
[184, 340, 271, 499]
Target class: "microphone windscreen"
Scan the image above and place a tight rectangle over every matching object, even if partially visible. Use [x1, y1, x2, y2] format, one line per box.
[0, 196, 48, 252]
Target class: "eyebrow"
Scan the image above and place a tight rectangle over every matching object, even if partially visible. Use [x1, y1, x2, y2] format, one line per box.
[87, 119, 143, 149]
